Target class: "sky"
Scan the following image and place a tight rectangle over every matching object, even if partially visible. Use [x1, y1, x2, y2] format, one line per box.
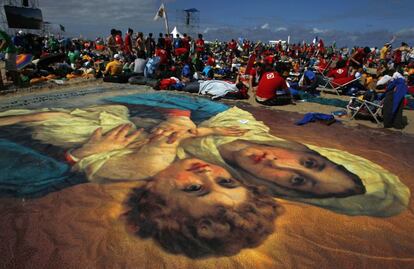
[39, 0, 414, 47]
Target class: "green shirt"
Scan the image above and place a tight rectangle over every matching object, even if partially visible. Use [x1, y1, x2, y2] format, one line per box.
[68, 50, 80, 64]
[0, 30, 16, 54]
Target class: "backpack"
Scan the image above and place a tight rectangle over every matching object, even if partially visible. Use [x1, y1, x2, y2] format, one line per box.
[144, 56, 161, 78]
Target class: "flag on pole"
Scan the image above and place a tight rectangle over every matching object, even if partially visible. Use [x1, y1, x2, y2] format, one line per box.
[154, 3, 166, 21]
[153, 3, 169, 34]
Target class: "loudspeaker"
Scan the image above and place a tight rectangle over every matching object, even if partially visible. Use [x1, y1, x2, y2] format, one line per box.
[22, 0, 29, 7]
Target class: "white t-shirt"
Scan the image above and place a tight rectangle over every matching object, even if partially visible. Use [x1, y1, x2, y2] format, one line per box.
[133, 58, 147, 74]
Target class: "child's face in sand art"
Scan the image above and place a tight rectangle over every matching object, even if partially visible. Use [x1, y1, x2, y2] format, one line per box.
[219, 140, 366, 198]
[127, 158, 278, 258]
[149, 158, 248, 217]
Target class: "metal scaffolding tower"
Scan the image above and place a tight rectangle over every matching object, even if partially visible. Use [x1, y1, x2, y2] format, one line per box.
[175, 8, 200, 38]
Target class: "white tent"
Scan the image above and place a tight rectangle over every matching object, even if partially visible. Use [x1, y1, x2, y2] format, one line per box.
[170, 26, 183, 38]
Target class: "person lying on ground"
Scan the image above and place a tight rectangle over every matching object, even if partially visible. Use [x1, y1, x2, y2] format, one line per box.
[182, 74, 249, 100]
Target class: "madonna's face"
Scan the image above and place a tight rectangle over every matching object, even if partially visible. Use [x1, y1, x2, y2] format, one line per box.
[223, 141, 365, 198]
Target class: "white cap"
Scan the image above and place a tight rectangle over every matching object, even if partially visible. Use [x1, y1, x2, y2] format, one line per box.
[18, 30, 23, 35]
[114, 54, 121, 60]
[376, 75, 393, 86]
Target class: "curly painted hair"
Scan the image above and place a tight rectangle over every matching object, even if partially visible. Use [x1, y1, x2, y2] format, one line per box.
[125, 184, 280, 258]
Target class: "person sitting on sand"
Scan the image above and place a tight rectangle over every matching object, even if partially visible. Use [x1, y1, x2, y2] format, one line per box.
[103, 54, 123, 82]
[255, 65, 294, 105]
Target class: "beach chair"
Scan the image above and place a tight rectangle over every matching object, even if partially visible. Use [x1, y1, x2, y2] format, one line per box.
[319, 76, 360, 96]
[314, 59, 332, 75]
[346, 97, 383, 126]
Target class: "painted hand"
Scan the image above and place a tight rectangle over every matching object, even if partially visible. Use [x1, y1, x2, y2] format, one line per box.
[71, 124, 143, 159]
[149, 127, 197, 144]
[212, 126, 248, 136]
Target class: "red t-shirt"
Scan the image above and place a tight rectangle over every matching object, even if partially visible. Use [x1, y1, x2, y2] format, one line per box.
[332, 76, 355, 86]
[327, 68, 349, 79]
[165, 37, 172, 50]
[228, 41, 237, 50]
[115, 34, 123, 49]
[207, 56, 215, 66]
[155, 48, 168, 65]
[249, 68, 258, 86]
[256, 72, 288, 99]
[196, 39, 205, 52]
[353, 48, 366, 63]
[124, 34, 132, 54]
[182, 37, 190, 50]
[245, 52, 256, 74]
[175, 47, 188, 56]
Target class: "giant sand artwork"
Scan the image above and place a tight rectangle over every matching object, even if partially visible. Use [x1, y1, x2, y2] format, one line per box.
[0, 92, 412, 268]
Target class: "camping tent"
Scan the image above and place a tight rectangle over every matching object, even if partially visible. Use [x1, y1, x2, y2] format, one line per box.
[170, 26, 183, 38]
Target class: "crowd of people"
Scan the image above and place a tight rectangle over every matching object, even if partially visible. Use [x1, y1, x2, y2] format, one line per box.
[1, 28, 414, 128]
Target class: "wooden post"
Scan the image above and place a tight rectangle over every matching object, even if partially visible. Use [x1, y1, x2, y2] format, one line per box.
[0, 68, 4, 90]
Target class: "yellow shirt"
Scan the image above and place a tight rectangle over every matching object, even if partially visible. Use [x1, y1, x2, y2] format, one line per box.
[104, 60, 123, 76]
[380, 46, 388, 60]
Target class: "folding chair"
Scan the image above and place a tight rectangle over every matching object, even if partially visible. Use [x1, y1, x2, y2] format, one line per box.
[314, 58, 333, 75]
[346, 97, 383, 126]
[319, 76, 360, 96]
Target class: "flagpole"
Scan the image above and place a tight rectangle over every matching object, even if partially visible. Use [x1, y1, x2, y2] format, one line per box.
[164, 3, 169, 35]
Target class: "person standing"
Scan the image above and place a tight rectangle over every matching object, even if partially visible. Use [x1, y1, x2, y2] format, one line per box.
[157, 33, 165, 49]
[0, 30, 18, 86]
[124, 28, 133, 56]
[195, 33, 205, 55]
[145, 33, 155, 58]
[135, 32, 145, 56]
[115, 30, 124, 52]
[182, 33, 190, 51]
[106, 29, 117, 57]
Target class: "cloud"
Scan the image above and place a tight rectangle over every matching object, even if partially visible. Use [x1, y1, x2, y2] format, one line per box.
[202, 25, 413, 47]
[261, 23, 270, 30]
[275, 27, 287, 32]
[396, 27, 414, 38]
[311, 28, 329, 34]
[39, 0, 168, 37]
[37, 0, 414, 46]
[203, 27, 218, 34]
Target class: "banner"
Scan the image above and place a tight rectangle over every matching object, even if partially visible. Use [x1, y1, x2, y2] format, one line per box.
[154, 3, 166, 21]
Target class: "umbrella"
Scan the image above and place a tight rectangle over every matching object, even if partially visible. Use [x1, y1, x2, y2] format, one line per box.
[16, 54, 34, 70]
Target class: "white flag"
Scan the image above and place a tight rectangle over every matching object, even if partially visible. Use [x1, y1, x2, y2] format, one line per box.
[154, 3, 166, 21]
